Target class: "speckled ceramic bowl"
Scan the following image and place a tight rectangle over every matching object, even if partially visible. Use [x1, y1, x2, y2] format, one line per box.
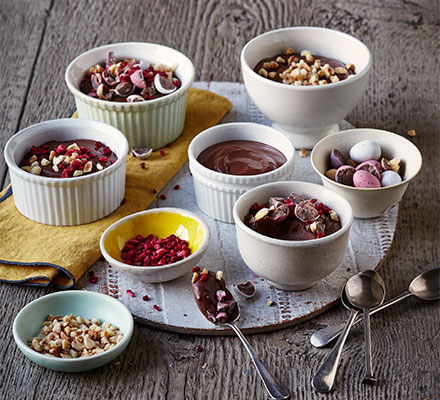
[13, 291, 133, 372]
[65, 42, 195, 149]
[100, 207, 210, 283]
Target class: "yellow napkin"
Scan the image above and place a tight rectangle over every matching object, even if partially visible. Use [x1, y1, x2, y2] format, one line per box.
[0, 88, 232, 288]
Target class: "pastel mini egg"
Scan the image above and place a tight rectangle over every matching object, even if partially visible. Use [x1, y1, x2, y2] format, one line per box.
[381, 170, 402, 187]
[335, 165, 356, 186]
[353, 170, 381, 188]
[349, 140, 381, 163]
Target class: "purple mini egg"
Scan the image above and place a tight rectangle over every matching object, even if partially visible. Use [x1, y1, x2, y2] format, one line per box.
[335, 165, 356, 186]
[353, 170, 381, 188]
[330, 149, 345, 169]
[355, 161, 382, 180]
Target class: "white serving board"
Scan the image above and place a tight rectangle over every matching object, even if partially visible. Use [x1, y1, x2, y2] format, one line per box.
[77, 82, 398, 335]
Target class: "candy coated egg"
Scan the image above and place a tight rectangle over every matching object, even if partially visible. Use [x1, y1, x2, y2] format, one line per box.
[381, 170, 402, 187]
[349, 140, 381, 163]
[353, 170, 381, 188]
[335, 165, 355, 186]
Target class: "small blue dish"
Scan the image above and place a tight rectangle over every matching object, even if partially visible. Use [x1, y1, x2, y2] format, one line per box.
[13, 290, 134, 372]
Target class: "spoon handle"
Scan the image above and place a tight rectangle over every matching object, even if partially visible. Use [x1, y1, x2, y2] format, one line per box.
[312, 309, 359, 393]
[227, 322, 290, 400]
[310, 291, 413, 348]
[362, 309, 376, 384]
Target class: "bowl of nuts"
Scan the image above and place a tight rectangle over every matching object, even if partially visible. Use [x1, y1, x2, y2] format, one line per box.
[65, 42, 195, 150]
[4, 118, 128, 226]
[241, 27, 372, 149]
[13, 290, 133, 372]
[310, 128, 423, 218]
[233, 181, 353, 291]
[100, 207, 210, 283]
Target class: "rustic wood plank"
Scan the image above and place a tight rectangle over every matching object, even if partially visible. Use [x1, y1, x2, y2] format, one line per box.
[0, 0, 52, 188]
[0, 0, 438, 399]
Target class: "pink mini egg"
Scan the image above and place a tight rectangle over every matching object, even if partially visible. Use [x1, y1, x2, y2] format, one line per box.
[353, 170, 381, 188]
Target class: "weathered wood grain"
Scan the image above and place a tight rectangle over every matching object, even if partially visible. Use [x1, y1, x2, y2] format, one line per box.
[0, 0, 438, 399]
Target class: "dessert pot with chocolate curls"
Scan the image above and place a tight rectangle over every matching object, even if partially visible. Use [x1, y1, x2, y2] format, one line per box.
[233, 181, 353, 291]
[311, 128, 422, 218]
[4, 119, 128, 226]
[188, 122, 295, 223]
[241, 27, 372, 149]
[65, 42, 195, 149]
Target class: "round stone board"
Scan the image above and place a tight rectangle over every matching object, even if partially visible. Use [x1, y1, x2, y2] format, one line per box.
[77, 82, 398, 335]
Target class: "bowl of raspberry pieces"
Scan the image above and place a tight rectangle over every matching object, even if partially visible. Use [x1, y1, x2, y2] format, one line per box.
[100, 207, 210, 283]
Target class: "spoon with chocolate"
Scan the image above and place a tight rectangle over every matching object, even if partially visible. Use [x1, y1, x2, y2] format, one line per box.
[191, 268, 290, 400]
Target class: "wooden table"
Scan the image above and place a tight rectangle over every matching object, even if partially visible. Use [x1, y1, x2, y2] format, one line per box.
[1, 1, 438, 399]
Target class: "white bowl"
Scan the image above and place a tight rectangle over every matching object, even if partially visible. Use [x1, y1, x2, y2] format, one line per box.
[13, 291, 133, 372]
[65, 42, 195, 149]
[100, 207, 210, 283]
[311, 128, 422, 218]
[233, 181, 353, 291]
[188, 122, 295, 223]
[241, 27, 372, 149]
[4, 119, 128, 226]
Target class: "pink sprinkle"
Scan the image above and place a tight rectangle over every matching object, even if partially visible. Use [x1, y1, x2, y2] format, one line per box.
[126, 289, 135, 297]
[142, 295, 149, 301]
[160, 194, 166, 200]
[173, 185, 180, 190]
[196, 345, 203, 352]
[160, 150, 165, 156]
[140, 162, 145, 169]
[252, 273, 260, 278]
[153, 305, 161, 311]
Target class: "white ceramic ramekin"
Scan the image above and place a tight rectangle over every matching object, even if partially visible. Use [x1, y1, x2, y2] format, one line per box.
[65, 42, 195, 150]
[188, 122, 295, 223]
[241, 27, 372, 149]
[4, 119, 128, 226]
[311, 128, 422, 218]
[233, 181, 353, 291]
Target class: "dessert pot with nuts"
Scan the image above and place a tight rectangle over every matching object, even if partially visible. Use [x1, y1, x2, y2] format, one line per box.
[241, 27, 372, 149]
[4, 118, 128, 226]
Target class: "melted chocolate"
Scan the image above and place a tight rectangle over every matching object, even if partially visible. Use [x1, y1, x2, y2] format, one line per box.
[197, 140, 287, 175]
[192, 271, 238, 323]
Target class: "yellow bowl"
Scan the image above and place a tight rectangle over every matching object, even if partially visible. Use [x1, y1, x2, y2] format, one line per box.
[100, 208, 210, 283]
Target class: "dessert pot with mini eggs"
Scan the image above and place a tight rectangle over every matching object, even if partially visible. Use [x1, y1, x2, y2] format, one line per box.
[311, 128, 422, 218]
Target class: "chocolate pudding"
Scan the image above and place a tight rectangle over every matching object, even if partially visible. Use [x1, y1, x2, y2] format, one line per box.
[244, 192, 341, 240]
[197, 140, 287, 175]
[79, 51, 180, 102]
[19, 139, 117, 178]
[191, 268, 238, 323]
[254, 48, 355, 86]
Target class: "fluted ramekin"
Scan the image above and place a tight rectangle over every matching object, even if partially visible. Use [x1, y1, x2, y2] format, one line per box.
[65, 42, 195, 150]
[4, 119, 128, 226]
[188, 122, 295, 223]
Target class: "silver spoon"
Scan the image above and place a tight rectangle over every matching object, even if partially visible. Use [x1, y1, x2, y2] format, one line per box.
[310, 268, 440, 348]
[345, 271, 385, 384]
[218, 305, 290, 399]
[312, 281, 360, 393]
